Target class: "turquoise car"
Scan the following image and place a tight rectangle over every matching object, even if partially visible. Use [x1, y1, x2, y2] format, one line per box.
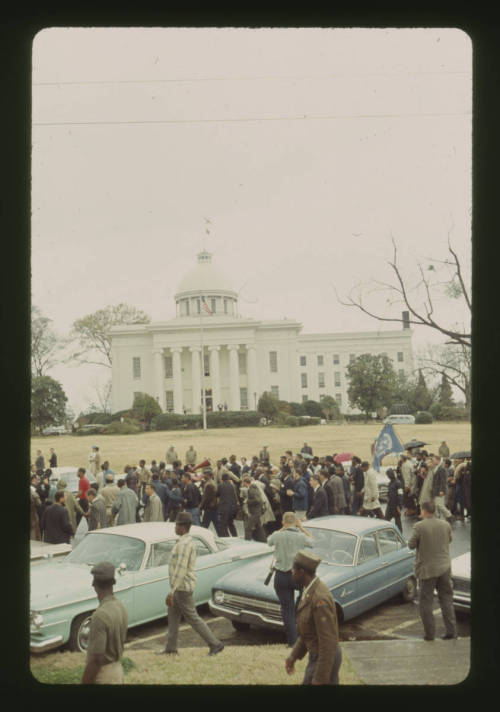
[209, 516, 416, 632]
[30, 522, 271, 653]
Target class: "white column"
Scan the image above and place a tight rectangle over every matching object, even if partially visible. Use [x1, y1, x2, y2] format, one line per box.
[172, 347, 183, 414]
[153, 348, 166, 411]
[246, 344, 258, 411]
[208, 346, 221, 410]
[190, 346, 202, 414]
[227, 344, 240, 411]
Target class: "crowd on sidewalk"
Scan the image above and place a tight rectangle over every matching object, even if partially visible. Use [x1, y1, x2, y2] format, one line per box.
[29, 439, 471, 546]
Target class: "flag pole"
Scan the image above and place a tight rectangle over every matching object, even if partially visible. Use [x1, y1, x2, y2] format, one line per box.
[200, 300, 207, 431]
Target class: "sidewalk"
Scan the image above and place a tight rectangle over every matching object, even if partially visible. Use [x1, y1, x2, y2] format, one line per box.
[341, 638, 470, 685]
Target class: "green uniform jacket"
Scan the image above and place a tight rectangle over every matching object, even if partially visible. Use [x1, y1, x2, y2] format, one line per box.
[290, 577, 339, 684]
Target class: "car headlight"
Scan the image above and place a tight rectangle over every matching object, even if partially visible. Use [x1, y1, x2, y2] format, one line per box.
[213, 590, 225, 604]
[30, 611, 44, 631]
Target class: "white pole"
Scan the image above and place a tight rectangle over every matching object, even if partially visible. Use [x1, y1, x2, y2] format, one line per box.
[200, 302, 207, 430]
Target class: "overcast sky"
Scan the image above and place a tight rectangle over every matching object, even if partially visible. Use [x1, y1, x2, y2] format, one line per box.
[31, 27, 472, 414]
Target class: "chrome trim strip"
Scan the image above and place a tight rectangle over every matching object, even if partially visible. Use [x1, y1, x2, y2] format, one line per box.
[209, 601, 283, 628]
[30, 635, 63, 652]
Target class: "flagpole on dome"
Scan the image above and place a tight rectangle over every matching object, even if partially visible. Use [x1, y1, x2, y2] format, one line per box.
[199, 217, 212, 432]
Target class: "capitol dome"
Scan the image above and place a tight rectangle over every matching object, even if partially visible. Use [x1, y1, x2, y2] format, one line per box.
[174, 251, 239, 318]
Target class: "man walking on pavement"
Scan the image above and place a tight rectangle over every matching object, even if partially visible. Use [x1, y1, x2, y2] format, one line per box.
[285, 551, 342, 685]
[408, 501, 457, 641]
[267, 512, 313, 646]
[157, 512, 224, 657]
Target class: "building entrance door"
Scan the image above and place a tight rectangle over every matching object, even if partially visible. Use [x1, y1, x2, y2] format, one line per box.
[204, 388, 213, 412]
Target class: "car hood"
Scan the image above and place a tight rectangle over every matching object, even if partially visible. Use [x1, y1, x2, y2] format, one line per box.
[30, 561, 102, 611]
[212, 554, 350, 601]
[218, 538, 272, 559]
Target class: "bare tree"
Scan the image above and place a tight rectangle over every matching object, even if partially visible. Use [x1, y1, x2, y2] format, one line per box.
[418, 343, 471, 409]
[31, 305, 65, 377]
[336, 236, 471, 349]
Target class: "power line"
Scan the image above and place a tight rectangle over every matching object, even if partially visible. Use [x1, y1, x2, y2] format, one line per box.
[32, 70, 471, 87]
[32, 111, 471, 128]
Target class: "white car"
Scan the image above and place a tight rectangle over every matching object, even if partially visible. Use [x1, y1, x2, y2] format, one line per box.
[451, 551, 471, 612]
[42, 425, 69, 436]
[384, 414, 415, 425]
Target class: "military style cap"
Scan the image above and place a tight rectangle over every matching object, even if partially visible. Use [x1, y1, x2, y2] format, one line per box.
[294, 550, 322, 574]
[90, 561, 116, 583]
[175, 511, 193, 526]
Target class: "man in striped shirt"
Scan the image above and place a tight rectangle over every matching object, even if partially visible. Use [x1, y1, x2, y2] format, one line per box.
[158, 512, 224, 656]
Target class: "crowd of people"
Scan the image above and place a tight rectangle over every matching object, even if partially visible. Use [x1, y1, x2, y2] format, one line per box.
[29, 439, 471, 546]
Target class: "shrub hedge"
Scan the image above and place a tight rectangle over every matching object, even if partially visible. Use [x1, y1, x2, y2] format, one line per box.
[415, 411, 434, 424]
[151, 410, 261, 431]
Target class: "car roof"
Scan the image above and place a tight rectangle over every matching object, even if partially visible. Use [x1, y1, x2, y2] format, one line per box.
[87, 522, 214, 545]
[303, 515, 398, 536]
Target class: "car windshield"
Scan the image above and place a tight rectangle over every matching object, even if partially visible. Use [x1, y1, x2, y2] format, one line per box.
[306, 527, 357, 565]
[65, 533, 146, 571]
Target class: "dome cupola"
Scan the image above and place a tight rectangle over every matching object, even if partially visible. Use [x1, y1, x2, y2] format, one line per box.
[174, 251, 239, 318]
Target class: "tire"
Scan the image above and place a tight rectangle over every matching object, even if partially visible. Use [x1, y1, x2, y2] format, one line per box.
[401, 576, 417, 603]
[68, 611, 94, 652]
[231, 621, 250, 632]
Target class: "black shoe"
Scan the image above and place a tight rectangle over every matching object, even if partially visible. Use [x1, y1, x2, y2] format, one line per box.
[440, 633, 457, 640]
[208, 643, 224, 656]
[423, 636, 435, 641]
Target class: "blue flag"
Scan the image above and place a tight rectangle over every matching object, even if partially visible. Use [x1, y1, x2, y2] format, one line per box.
[372, 423, 404, 471]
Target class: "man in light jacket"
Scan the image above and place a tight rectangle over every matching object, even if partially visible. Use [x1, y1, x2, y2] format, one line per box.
[143, 483, 164, 522]
[111, 479, 139, 525]
[359, 462, 384, 519]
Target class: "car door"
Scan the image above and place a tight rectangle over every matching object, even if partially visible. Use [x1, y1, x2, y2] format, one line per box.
[132, 539, 176, 625]
[352, 531, 389, 616]
[190, 535, 227, 603]
[375, 527, 414, 598]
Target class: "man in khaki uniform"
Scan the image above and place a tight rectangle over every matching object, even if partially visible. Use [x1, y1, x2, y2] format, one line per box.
[100, 474, 120, 526]
[408, 501, 457, 641]
[81, 562, 128, 684]
[185, 445, 197, 466]
[285, 551, 342, 685]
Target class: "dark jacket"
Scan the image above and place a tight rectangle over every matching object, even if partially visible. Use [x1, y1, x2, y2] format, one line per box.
[432, 465, 448, 498]
[151, 480, 169, 515]
[280, 474, 295, 512]
[325, 476, 346, 514]
[217, 481, 239, 513]
[200, 480, 218, 511]
[307, 486, 329, 519]
[291, 476, 308, 511]
[387, 478, 403, 509]
[184, 481, 202, 509]
[247, 483, 265, 515]
[352, 465, 364, 493]
[49, 453, 57, 468]
[41, 503, 73, 544]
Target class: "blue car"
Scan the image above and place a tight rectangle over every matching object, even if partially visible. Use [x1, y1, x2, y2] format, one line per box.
[209, 516, 416, 632]
[30, 523, 271, 654]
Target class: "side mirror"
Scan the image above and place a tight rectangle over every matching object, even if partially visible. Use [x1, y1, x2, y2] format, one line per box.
[118, 562, 127, 575]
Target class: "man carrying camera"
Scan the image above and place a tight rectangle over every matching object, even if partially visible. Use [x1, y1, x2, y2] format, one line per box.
[266, 512, 314, 646]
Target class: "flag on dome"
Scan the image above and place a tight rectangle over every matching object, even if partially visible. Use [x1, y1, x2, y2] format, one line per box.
[201, 296, 213, 315]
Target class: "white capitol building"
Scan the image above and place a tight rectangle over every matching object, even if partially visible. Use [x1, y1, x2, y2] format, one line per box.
[110, 251, 414, 415]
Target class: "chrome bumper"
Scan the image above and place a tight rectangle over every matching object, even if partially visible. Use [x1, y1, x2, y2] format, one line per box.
[209, 600, 283, 629]
[30, 635, 64, 653]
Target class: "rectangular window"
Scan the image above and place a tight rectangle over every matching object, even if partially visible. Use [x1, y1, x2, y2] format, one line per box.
[132, 357, 141, 379]
[318, 372, 325, 388]
[165, 390, 174, 412]
[333, 354, 340, 365]
[269, 351, 278, 373]
[349, 354, 355, 363]
[240, 387, 248, 409]
[317, 355, 324, 366]
[238, 351, 247, 375]
[302, 394, 308, 403]
[335, 393, 342, 406]
[203, 353, 210, 376]
[210, 297, 216, 314]
[164, 355, 173, 379]
[300, 355, 307, 366]
[301, 373, 308, 388]
[270, 385, 279, 399]
[397, 351, 404, 362]
[334, 372, 341, 387]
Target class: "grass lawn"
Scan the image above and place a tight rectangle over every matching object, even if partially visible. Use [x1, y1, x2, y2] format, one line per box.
[29, 645, 364, 685]
[31, 422, 471, 474]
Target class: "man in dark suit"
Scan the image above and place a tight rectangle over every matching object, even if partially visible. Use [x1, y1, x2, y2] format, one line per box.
[307, 474, 329, 519]
[216, 473, 239, 536]
[408, 500, 457, 641]
[41, 490, 73, 544]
